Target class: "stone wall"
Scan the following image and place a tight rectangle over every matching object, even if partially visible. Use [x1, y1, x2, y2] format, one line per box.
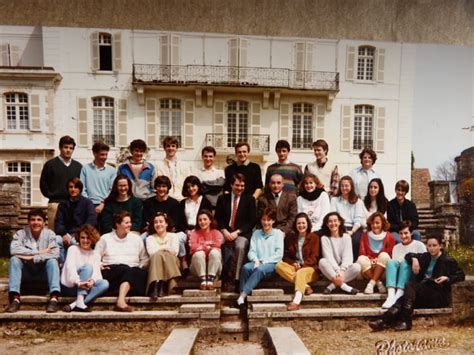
[456, 147, 474, 245]
[0, 176, 22, 232]
[412, 168, 431, 208]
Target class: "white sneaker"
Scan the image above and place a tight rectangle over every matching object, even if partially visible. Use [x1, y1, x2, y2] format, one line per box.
[377, 281, 387, 294]
[364, 282, 374, 294]
[381, 296, 396, 309]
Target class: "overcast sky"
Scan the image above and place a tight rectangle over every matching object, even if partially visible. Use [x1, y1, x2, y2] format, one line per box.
[412, 44, 473, 177]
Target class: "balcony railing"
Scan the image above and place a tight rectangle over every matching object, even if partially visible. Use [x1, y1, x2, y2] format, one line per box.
[205, 133, 271, 153]
[134, 64, 339, 91]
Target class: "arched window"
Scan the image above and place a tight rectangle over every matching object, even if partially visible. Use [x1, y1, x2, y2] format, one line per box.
[357, 46, 375, 81]
[292, 103, 313, 149]
[7, 161, 31, 206]
[92, 96, 115, 146]
[353, 105, 374, 150]
[227, 100, 249, 147]
[159, 98, 182, 146]
[5, 92, 29, 130]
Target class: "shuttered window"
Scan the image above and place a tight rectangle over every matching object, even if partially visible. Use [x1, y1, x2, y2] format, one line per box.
[159, 98, 182, 146]
[5, 93, 29, 130]
[92, 97, 115, 146]
[357, 46, 375, 81]
[292, 103, 313, 149]
[99, 33, 113, 71]
[353, 105, 373, 150]
[227, 100, 249, 147]
[7, 162, 31, 206]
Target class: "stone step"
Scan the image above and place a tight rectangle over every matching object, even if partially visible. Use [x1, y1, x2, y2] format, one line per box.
[221, 306, 240, 315]
[179, 303, 216, 313]
[157, 328, 199, 355]
[252, 303, 287, 312]
[182, 289, 217, 297]
[251, 289, 285, 296]
[266, 327, 310, 355]
[248, 292, 386, 304]
[219, 321, 244, 333]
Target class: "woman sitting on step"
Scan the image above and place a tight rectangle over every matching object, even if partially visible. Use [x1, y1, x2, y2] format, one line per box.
[276, 212, 320, 311]
[357, 212, 396, 294]
[318, 212, 361, 295]
[369, 235, 465, 331]
[146, 212, 181, 300]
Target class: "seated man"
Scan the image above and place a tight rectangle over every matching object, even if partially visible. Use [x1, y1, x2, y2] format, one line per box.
[6, 209, 60, 313]
[215, 173, 256, 292]
[257, 173, 297, 236]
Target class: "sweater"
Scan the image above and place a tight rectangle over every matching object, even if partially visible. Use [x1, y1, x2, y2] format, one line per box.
[330, 196, 365, 228]
[61, 245, 103, 287]
[146, 233, 179, 256]
[141, 196, 180, 232]
[248, 228, 284, 264]
[95, 231, 149, 268]
[265, 162, 303, 195]
[320, 234, 354, 271]
[296, 191, 330, 231]
[359, 231, 395, 259]
[224, 161, 263, 196]
[391, 240, 427, 263]
[387, 198, 419, 232]
[189, 229, 224, 255]
[54, 196, 97, 236]
[40, 157, 82, 202]
[100, 197, 143, 234]
[80, 162, 117, 205]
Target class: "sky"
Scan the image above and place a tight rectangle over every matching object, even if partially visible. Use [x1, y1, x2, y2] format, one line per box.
[412, 44, 473, 177]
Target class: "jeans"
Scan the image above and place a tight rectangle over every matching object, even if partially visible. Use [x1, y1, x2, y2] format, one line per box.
[239, 261, 276, 295]
[392, 230, 421, 243]
[56, 235, 78, 264]
[61, 264, 109, 304]
[385, 259, 412, 289]
[9, 256, 60, 295]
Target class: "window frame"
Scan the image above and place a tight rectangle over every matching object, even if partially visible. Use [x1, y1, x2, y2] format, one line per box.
[291, 102, 314, 150]
[226, 100, 249, 148]
[6, 161, 32, 206]
[4, 92, 29, 131]
[353, 104, 374, 150]
[159, 98, 183, 147]
[356, 46, 375, 82]
[92, 96, 115, 146]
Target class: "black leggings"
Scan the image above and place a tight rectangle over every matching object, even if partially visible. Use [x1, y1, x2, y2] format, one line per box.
[102, 264, 147, 296]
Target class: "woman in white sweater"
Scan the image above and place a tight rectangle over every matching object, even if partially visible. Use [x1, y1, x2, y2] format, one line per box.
[95, 211, 149, 312]
[382, 221, 427, 308]
[61, 224, 109, 312]
[296, 173, 330, 232]
[318, 212, 361, 295]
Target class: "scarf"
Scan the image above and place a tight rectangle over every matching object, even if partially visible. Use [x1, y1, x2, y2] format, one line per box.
[300, 188, 324, 201]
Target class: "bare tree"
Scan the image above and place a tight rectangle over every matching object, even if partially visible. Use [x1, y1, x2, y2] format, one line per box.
[433, 158, 457, 181]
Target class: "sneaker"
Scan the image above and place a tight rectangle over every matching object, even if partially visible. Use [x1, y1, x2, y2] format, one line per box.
[46, 299, 59, 313]
[5, 300, 20, 313]
[364, 282, 374, 294]
[377, 281, 387, 294]
[381, 296, 396, 309]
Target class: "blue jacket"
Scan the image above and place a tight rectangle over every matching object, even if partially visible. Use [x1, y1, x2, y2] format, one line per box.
[118, 159, 156, 200]
[54, 196, 97, 236]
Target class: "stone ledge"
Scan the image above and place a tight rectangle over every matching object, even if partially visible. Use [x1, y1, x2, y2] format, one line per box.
[182, 289, 217, 297]
[251, 289, 284, 296]
[248, 293, 385, 303]
[0, 310, 200, 320]
[219, 321, 244, 333]
[252, 303, 287, 312]
[266, 327, 310, 355]
[157, 328, 199, 355]
[17, 295, 220, 304]
[179, 304, 216, 313]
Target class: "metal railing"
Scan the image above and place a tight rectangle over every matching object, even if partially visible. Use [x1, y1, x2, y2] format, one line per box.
[133, 64, 339, 91]
[205, 133, 271, 153]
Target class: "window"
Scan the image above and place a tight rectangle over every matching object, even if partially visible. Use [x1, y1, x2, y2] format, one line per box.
[227, 100, 249, 147]
[99, 33, 112, 71]
[159, 98, 182, 146]
[353, 105, 373, 150]
[357, 46, 375, 81]
[7, 162, 31, 206]
[92, 97, 115, 146]
[292, 103, 313, 149]
[5, 93, 29, 130]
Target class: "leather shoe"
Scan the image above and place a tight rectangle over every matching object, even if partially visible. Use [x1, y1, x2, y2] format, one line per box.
[394, 321, 412, 331]
[46, 299, 59, 313]
[323, 287, 332, 295]
[62, 304, 72, 313]
[287, 302, 300, 311]
[113, 305, 134, 312]
[304, 286, 313, 296]
[5, 300, 20, 313]
[368, 319, 388, 331]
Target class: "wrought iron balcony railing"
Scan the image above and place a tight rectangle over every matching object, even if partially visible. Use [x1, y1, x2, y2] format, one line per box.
[133, 64, 339, 91]
[205, 133, 271, 153]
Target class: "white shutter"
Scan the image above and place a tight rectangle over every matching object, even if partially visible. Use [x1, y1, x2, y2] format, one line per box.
[251, 101, 261, 135]
[31, 162, 43, 205]
[10, 45, 20, 66]
[279, 103, 290, 141]
[229, 38, 239, 81]
[113, 32, 122, 72]
[183, 99, 194, 148]
[171, 35, 180, 65]
[375, 106, 386, 152]
[0, 44, 9, 66]
[340, 105, 352, 152]
[315, 103, 325, 139]
[91, 32, 99, 71]
[145, 98, 157, 148]
[29, 94, 41, 131]
[160, 35, 170, 65]
[117, 99, 128, 147]
[346, 46, 356, 81]
[305, 42, 313, 71]
[240, 38, 248, 67]
[0, 162, 4, 176]
[0, 94, 4, 131]
[376, 48, 385, 82]
[295, 42, 305, 83]
[213, 100, 225, 149]
[77, 97, 89, 147]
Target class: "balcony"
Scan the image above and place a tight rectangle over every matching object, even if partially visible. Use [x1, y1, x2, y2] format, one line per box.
[133, 64, 339, 91]
[205, 133, 270, 153]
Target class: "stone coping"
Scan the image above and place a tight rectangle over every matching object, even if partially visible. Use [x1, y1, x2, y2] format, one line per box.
[157, 328, 199, 355]
[17, 295, 220, 304]
[266, 327, 310, 355]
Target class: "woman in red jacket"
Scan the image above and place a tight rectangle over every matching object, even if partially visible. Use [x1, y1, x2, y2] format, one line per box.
[357, 212, 395, 294]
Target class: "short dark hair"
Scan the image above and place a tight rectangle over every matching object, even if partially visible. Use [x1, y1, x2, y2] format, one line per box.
[399, 220, 412, 232]
[75, 224, 100, 246]
[92, 141, 110, 153]
[312, 139, 329, 154]
[427, 235, 443, 245]
[28, 208, 46, 221]
[201, 146, 216, 156]
[162, 136, 179, 148]
[59, 135, 76, 149]
[234, 141, 250, 153]
[67, 177, 84, 193]
[129, 139, 147, 152]
[182, 175, 203, 198]
[230, 173, 246, 185]
[359, 147, 377, 164]
[395, 180, 410, 193]
[154, 175, 172, 190]
[113, 211, 131, 228]
[261, 207, 277, 221]
[275, 140, 290, 151]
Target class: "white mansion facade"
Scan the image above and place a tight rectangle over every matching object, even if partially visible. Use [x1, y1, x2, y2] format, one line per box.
[0, 25, 415, 206]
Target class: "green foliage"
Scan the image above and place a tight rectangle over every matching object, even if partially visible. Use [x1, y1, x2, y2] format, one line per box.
[458, 178, 474, 203]
[446, 244, 474, 275]
[0, 257, 8, 278]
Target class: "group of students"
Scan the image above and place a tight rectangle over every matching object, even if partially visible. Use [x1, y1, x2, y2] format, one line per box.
[5, 135, 465, 331]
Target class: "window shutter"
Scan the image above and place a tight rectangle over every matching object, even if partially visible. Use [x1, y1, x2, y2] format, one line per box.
[340, 105, 352, 152]
[376, 48, 385, 82]
[229, 38, 238, 66]
[240, 39, 248, 67]
[279, 103, 290, 140]
[77, 97, 89, 147]
[346, 46, 356, 81]
[0, 44, 9, 66]
[171, 35, 180, 65]
[375, 106, 385, 152]
[213, 100, 225, 149]
[145, 98, 157, 148]
[160, 35, 169, 65]
[91, 32, 99, 72]
[0, 162, 3, 176]
[250, 101, 261, 135]
[10, 45, 20, 66]
[29, 94, 41, 131]
[113, 32, 122, 72]
[295, 42, 305, 83]
[305, 42, 313, 71]
[0, 94, 4, 131]
[117, 99, 128, 147]
[31, 162, 43, 204]
[183, 99, 194, 148]
[315, 103, 325, 139]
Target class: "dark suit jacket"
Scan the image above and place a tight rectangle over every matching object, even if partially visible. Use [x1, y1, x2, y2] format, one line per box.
[215, 193, 256, 239]
[177, 196, 213, 232]
[257, 191, 297, 236]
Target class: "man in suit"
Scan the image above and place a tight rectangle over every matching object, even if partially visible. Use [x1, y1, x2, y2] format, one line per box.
[215, 173, 256, 292]
[257, 174, 297, 236]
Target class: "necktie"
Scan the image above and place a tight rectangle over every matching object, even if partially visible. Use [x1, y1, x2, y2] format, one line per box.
[230, 195, 239, 230]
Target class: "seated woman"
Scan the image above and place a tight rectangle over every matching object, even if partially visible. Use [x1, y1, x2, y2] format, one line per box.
[177, 175, 213, 273]
[369, 235, 465, 331]
[330, 176, 365, 260]
[95, 211, 149, 312]
[189, 210, 224, 290]
[100, 175, 143, 235]
[146, 212, 181, 300]
[235, 208, 284, 311]
[296, 173, 330, 232]
[382, 221, 427, 309]
[319, 212, 361, 295]
[357, 212, 396, 294]
[275, 212, 319, 311]
[61, 224, 109, 312]
[363, 178, 388, 220]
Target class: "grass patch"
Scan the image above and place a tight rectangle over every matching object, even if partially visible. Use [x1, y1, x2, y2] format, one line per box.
[0, 257, 8, 278]
[446, 244, 474, 275]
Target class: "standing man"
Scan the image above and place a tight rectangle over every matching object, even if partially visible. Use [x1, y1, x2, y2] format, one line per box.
[305, 139, 339, 197]
[215, 173, 257, 292]
[257, 174, 297, 236]
[80, 142, 116, 215]
[265, 140, 303, 195]
[349, 147, 380, 199]
[224, 142, 263, 200]
[40, 135, 82, 232]
[156, 136, 190, 201]
[197, 146, 225, 209]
